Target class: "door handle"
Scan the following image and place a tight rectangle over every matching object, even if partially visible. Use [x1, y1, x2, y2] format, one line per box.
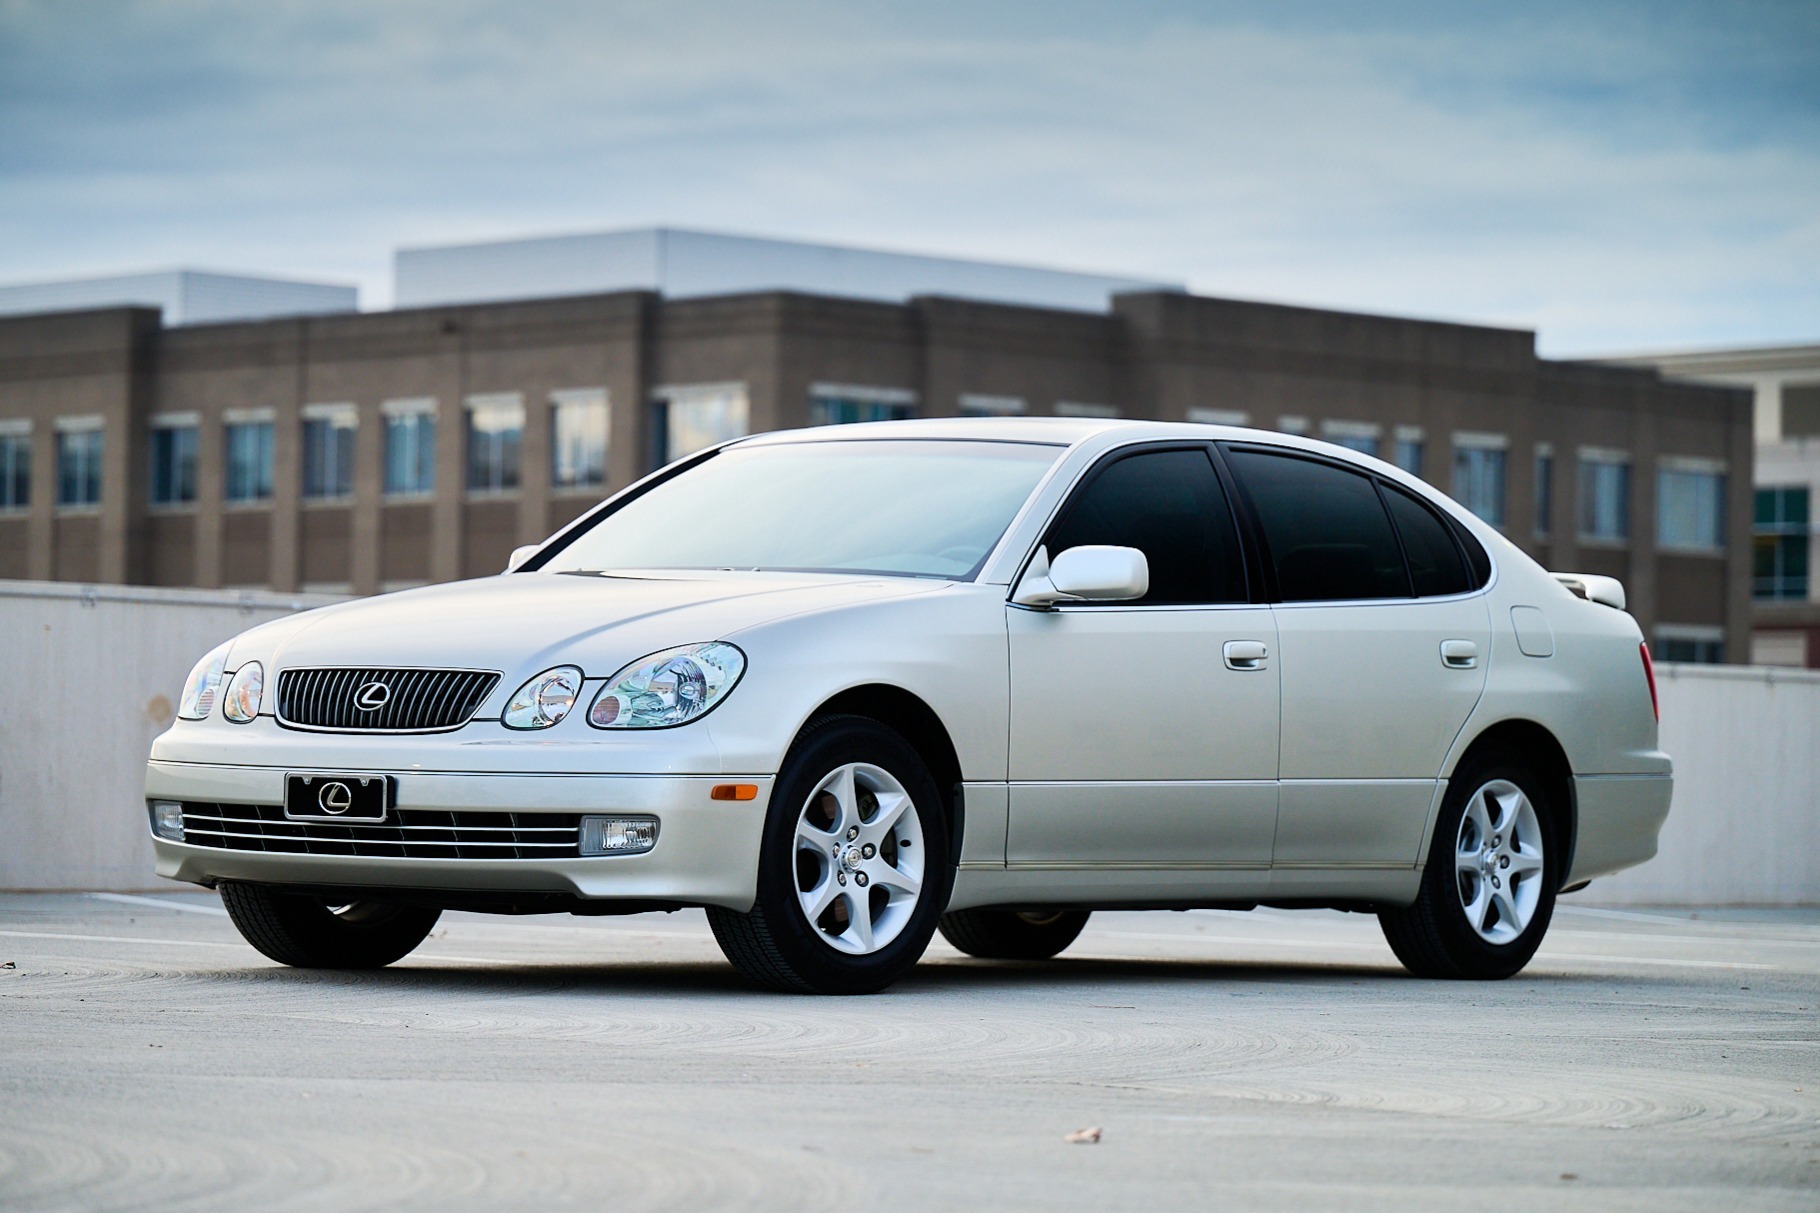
[1224, 640, 1269, 670]
[1440, 639, 1479, 669]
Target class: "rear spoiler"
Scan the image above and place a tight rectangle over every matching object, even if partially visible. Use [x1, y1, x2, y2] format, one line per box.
[1551, 572, 1627, 611]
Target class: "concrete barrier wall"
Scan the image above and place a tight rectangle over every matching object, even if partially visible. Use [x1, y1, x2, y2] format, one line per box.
[1580, 662, 1820, 907]
[0, 581, 342, 890]
[1, 579, 1814, 902]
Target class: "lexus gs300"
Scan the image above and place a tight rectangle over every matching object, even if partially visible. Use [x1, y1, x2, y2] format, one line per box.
[145, 419, 1672, 993]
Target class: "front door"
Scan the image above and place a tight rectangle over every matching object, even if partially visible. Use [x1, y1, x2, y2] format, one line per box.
[1007, 445, 1280, 875]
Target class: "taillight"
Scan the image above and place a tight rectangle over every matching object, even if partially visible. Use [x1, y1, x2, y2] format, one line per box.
[1639, 641, 1658, 722]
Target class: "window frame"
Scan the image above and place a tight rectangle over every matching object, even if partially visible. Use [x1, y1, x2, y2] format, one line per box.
[147, 417, 199, 508]
[55, 422, 105, 511]
[1016, 440, 1262, 610]
[1217, 441, 1491, 606]
[0, 425, 29, 512]
[222, 417, 276, 505]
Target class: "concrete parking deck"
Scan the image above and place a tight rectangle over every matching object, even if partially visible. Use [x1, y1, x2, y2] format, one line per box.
[1, 894, 1816, 1211]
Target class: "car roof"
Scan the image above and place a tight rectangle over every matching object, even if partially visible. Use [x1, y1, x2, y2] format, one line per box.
[731, 415, 1505, 563]
[738, 415, 1250, 448]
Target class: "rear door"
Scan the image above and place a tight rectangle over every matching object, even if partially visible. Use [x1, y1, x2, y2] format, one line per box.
[1221, 446, 1491, 872]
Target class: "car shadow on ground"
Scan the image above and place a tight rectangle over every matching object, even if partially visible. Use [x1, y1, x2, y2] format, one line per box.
[204, 949, 1644, 1000]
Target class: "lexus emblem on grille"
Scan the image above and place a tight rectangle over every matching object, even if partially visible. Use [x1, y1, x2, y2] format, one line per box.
[317, 781, 354, 815]
[354, 681, 391, 711]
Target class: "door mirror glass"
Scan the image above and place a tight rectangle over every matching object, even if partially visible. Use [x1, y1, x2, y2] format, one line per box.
[1015, 545, 1149, 606]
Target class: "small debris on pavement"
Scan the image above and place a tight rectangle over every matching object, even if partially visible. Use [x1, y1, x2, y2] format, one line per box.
[1064, 1127, 1102, 1144]
[1, 961, 15, 969]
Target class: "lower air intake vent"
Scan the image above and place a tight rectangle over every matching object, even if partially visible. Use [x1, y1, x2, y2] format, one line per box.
[179, 802, 582, 860]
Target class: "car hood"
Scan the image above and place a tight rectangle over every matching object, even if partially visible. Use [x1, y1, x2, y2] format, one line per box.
[232, 571, 947, 678]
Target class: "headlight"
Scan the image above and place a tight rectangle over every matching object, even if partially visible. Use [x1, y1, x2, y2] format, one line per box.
[503, 665, 584, 730]
[589, 642, 745, 729]
[177, 641, 233, 720]
[222, 662, 264, 723]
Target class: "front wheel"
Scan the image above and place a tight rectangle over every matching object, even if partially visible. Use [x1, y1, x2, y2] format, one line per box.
[219, 882, 441, 969]
[1379, 752, 1559, 980]
[708, 715, 952, 994]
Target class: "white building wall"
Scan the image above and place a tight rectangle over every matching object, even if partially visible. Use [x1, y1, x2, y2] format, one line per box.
[0, 271, 357, 325]
[0, 582, 1814, 903]
[1580, 662, 1820, 906]
[394, 227, 1181, 313]
[0, 582, 342, 890]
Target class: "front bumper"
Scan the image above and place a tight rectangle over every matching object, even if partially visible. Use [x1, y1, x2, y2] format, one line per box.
[145, 760, 772, 911]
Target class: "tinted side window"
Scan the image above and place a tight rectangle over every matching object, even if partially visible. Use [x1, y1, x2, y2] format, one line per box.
[1383, 485, 1470, 596]
[1044, 448, 1246, 605]
[1225, 449, 1409, 602]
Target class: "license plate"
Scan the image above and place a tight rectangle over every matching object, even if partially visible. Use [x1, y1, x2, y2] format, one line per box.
[284, 773, 394, 822]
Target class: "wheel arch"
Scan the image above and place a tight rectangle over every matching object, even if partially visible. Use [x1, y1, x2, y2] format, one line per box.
[1445, 719, 1579, 888]
[798, 684, 966, 869]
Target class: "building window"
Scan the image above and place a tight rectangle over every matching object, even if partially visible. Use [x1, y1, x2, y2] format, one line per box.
[1055, 401, 1119, 418]
[1452, 435, 1507, 527]
[56, 422, 103, 508]
[0, 424, 31, 510]
[1578, 450, 1630, 542]
[1188, 407, 1249, 426]
[149, 417, 198, 506]
[1277, 416, 1310, 435]
[551, 388, 609, 490]
[302, 404, 357, 500]
[1754, 486, 1810, 600]
[1655, 627, 1724, 665]
[1784, 383, 1820, 438]
[1657, 463, 1725, 551]
[1534, 446, 1553, 538]
[812, 384, 915, 427]
[651, 383, 748, 466]
[383, 399, 436, 496]
[959, 394, 1024, 418]
[224, 417, 275, 503]
[1392, 429, 1424, 478]
[1322, 422, 1380, 458]
[465, 393, 524, 493]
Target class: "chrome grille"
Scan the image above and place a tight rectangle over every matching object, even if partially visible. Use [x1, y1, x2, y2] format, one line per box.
[178, 802, 582, 860]
[275, 667, 499, 732]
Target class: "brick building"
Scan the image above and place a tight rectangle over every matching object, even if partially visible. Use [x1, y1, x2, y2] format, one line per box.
[0, 284, 1752, 659]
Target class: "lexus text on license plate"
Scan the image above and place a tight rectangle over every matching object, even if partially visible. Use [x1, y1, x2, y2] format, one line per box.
[284, 773, 395, 822]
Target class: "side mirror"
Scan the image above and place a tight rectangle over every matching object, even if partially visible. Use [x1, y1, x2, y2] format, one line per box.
[1013, 545, 1149, 608]
[505, 544, 541, 573]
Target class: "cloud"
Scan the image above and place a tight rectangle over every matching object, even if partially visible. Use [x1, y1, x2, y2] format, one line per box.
[0, 0, 1814, 353]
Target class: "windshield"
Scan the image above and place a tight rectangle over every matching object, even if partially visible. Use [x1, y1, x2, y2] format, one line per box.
[539, 439, 1061, 579]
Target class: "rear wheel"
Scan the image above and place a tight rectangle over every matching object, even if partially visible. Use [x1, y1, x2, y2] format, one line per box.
[708, 716, 951, 994]
[1379, 751, 1559, 979]
[939, 909, 1091, 960]
[219, 882, 440, 969]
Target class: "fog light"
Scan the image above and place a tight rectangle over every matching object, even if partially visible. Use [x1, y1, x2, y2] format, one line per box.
[579, 815, 658, 856]
[149, 800, 185, 842]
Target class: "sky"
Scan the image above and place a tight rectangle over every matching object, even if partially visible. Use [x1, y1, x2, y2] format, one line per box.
[0, 0, 1815, 356]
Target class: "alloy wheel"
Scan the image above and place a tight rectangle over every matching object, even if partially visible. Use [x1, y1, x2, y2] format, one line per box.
[1453, 778, 1545, 945]
[792, 762, 925, 955]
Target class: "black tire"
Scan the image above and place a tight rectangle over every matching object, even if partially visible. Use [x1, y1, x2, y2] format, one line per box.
[219, 882, 441, 969]
[1379, 750, 1560, 980]
[939, 909, 1091, 960]
[708, 715, 953, 994]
